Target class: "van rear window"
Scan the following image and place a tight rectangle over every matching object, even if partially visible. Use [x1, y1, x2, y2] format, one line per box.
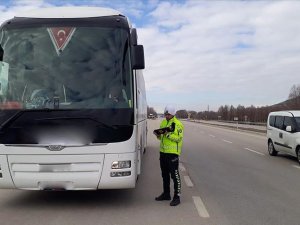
[269, 115, 275, 127]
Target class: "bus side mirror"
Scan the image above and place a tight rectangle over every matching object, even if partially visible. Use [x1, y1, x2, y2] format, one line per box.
[0, 45, 3, 61]
[131, 45, 145, 70]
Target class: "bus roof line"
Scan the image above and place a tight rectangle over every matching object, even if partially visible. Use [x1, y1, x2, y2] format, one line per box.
[15, 7, 123, 19]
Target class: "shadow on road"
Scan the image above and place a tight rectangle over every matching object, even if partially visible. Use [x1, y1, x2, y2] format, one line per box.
[275, 153, 298, 164]
[3, 189, 137, 209]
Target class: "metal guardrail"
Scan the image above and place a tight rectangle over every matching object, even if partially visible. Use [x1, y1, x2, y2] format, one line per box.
[183, 119, 267, 134]
[216, 120, 266, 127]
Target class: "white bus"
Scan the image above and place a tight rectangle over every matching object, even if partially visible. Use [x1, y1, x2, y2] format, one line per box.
[0, 7, 147, 190]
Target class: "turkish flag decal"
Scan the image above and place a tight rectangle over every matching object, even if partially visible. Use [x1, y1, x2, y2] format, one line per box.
[48, 27, 76, 55]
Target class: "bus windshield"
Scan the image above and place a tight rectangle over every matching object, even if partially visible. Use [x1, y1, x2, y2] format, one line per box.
[0, 24, 134, 145]
[0, 26, 132, 110]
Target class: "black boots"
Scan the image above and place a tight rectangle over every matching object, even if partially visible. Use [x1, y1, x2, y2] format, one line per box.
[155, 193, 171, 201]
[170, 195, 180, 206]
[155, 193, 181, 206]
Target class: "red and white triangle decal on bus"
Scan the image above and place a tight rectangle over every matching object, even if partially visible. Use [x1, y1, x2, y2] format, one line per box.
[48, 27, 76, 55]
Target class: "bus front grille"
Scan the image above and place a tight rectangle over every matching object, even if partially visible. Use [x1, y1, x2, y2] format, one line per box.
[8, 155, 104, 190]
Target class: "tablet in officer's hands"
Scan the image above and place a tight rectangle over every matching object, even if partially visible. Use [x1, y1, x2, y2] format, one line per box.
[153, 128, 166, 136]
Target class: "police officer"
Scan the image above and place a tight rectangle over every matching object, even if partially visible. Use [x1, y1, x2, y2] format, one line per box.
[154, 105, 184, 206]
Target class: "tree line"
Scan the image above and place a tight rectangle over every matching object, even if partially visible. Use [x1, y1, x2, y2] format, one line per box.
[148, 84, 300, 123]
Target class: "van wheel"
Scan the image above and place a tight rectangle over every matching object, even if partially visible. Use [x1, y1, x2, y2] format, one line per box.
[296, 148, 300, 165]
[268, 141, 278, 156]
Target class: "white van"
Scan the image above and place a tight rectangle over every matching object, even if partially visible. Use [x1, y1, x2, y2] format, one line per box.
[267, 111, 300, 164]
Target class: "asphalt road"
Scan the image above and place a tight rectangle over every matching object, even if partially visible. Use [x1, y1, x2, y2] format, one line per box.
[180, 120, 300, 225]
[0, 119, 299, 225]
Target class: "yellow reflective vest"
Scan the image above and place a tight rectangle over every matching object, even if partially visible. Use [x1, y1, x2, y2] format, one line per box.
[158, 116, 184, 155]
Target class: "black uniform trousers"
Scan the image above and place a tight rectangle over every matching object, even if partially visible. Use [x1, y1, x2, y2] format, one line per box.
[160, 152, 181, 197]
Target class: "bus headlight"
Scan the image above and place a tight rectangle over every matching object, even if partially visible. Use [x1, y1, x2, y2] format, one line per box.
[111, 160, 131, 169]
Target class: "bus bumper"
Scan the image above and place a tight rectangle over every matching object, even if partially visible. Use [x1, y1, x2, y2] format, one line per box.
[0, 153, 137, 190]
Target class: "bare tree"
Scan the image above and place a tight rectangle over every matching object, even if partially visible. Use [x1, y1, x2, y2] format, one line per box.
[288, 84, 300, 99]
[188, 111, 197, 119]
[196, 111, 205, 120]
[236, 105, 246, 121]
[176, 110, 188, 119]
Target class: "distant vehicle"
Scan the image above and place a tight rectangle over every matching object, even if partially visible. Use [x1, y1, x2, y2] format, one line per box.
[148, 113, 155, 119]
[0, 7, 147, 190]
[267, 111, 300, 164]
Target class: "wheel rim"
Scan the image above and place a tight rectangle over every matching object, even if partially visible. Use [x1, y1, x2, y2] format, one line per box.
[268, 142, 273, 154]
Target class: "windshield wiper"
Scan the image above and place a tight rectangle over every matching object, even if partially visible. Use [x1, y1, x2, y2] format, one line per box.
[35, 117, 118, 130]
[0, 110, 24, 130]
[0, 109, 77, 130]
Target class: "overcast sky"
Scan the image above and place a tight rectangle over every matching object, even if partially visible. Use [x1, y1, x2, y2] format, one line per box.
[1, 0, 300, 113]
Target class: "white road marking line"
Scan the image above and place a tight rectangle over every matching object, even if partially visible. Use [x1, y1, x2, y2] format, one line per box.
[193, 196, 210, 218]
[222, 139, 232, 144]
[244, 148, 265, 156]
[209, 134, 215, 138]
[179, 163, 186, 172]
[292, 165, 300, 169]
[184, 175, 194, 187]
